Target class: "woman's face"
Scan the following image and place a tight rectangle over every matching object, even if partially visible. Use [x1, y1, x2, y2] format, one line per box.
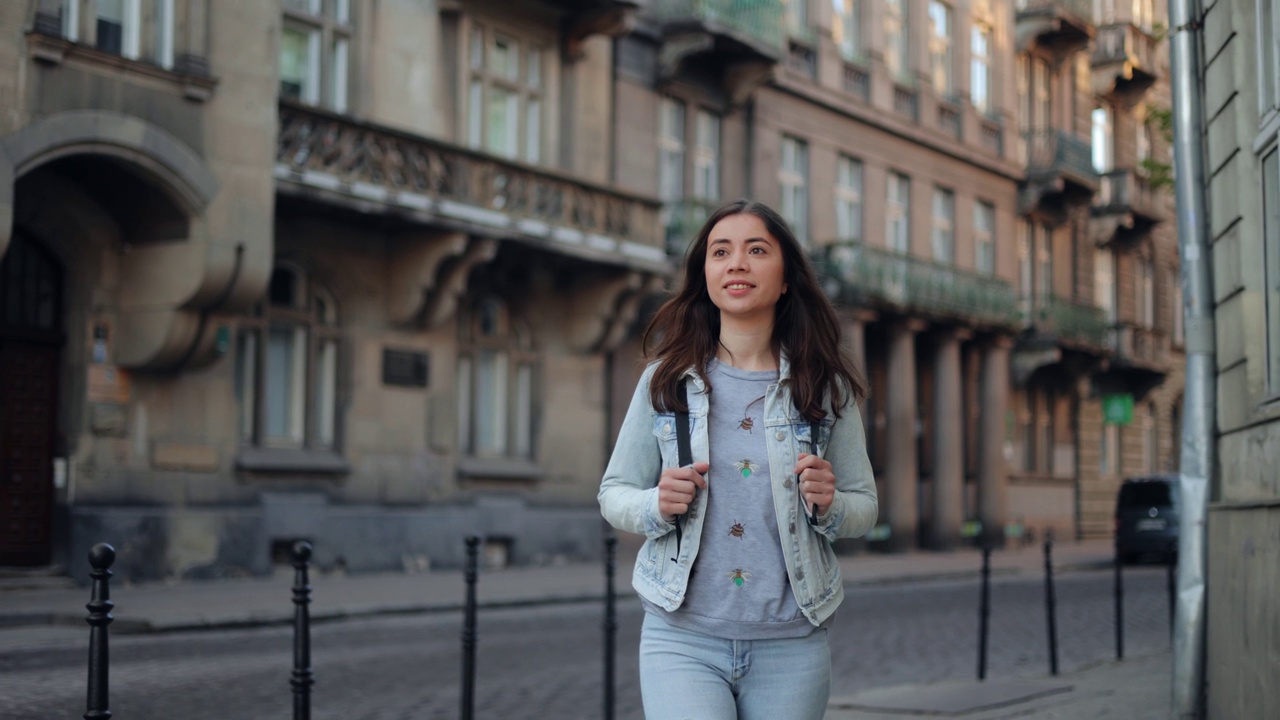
[703, 213, 788, 325]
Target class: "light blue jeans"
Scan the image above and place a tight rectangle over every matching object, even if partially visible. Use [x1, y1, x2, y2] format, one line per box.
[638, 611, 831, 720]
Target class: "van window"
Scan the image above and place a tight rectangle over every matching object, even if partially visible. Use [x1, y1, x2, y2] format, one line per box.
[1119, 482, 1172, 507]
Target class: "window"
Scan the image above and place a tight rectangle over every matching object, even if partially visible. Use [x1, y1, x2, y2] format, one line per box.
[281, 0, 351, 112]
[457, 298, 537, 460]
[1138, 255, 1155, 327]
[468, 22, 544, 162]
[1096, 248, 1117, 323]
[694, 110, 721, 201]
[932, 187, 955, 263]
[833, 0, 861, 60]
[1263, 146, 1280, 390]
[836, 155, 864, 241]
[1038, 225, 1053, 301]
[1031, 57, 1050, 130]
[237, 265, 341, 451]
[1132, 0, 1154, 32]
[1137, 116, 1153, 169]
[95, 0, 138, 58]
[971, 23, 991, 113]
[1143, 402, 1157, 470]
[1092, 106, 1114, 173]
[975, 201, 995, 274]
[886, 172, 911, 253]
[885, 0, 909, 80]
[1037, 389, 1054, 475]
[928, 1, 952, 96]
[60, 0, 80, 42]
[779, 136, 810, 243]
[658, 98, 686, 202]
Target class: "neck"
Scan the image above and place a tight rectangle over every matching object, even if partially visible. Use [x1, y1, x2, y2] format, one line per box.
[716, 315, 776, 371]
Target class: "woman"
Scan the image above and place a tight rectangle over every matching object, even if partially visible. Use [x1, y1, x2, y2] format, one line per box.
[598, 199, 878, 719]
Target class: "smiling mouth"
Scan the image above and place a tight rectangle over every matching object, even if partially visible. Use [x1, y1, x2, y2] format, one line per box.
[725, 283, 754, 290]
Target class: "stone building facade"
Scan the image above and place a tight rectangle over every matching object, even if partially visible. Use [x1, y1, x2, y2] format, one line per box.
[0, 0, 1183, 581]
[1197, 0, 1280, 716]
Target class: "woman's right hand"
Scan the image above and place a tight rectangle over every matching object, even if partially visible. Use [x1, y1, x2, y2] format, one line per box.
[658, 462, 709, 522]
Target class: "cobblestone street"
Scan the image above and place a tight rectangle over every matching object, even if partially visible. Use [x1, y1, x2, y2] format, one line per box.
[0, 566, 1173, 719]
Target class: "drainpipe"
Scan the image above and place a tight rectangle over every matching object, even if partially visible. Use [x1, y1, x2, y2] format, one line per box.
[1166, 0, 1213, 716]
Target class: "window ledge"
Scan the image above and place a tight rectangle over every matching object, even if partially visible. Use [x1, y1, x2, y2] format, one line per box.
[236, 447, 350, 475]
[457, 456, 543, 481]
[26, 31, 218, 102]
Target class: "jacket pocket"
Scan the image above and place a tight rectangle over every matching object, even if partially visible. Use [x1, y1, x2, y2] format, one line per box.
[653, 413, 679, 467]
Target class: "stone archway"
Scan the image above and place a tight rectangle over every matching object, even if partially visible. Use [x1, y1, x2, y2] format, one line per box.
[0, 110, 241, 370]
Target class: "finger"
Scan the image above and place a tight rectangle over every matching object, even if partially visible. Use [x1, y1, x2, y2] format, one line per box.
[683, 464, 709, 489]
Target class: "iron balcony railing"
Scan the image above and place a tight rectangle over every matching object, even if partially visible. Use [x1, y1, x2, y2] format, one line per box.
[1015, 0, 1094, 25]
[1023, 129, 1100, 189]
[275, 102, 662, 248]
[1026, 295, 1111, 348]
[649, 0, 787, 53]
[823, 241, 1021, 328]
[1096, 169, 1165, 220]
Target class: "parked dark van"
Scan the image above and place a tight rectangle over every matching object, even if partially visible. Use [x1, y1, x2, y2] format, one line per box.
[1115, 474, 1180, 563]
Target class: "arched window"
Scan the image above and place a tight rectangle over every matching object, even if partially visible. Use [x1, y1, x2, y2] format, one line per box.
[236, 264, 341, 451]
[456, 296, 537, 462]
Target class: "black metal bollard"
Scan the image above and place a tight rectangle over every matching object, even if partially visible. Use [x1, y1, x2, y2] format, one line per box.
[603, 535, 618, 720]
[1043, 537, 1059, 676]
[977, 545, 991, 681]
[85, 543, 115, 720]
[461, 535, 480, 720]
[1114, 550, 1125, 660]
[291, 541, 314, 720]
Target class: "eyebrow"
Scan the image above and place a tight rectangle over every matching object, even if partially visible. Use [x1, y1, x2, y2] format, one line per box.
[709, 236, 773, 246]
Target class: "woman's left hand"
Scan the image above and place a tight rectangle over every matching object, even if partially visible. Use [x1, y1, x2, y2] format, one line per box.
[795, 453, 835, 518]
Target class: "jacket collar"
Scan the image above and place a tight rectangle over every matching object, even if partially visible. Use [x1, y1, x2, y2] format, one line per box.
[682, 351, 793, 389]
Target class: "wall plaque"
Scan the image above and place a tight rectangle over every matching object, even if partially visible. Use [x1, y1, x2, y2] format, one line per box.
[383, 348, 429, 388]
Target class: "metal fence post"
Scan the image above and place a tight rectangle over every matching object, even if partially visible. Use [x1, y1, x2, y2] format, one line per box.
[977, 544, 991, 681]
[461, 535, 480, 720]
[291, 541, 314, 720]
[84, 543, 115, 720]
[1043, 536, 1058, 676]
[604, 535, 618, 720]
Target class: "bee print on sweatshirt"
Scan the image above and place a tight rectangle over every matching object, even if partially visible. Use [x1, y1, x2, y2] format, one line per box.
[734, 459, 759, 478]
[727, 569, 751, 587]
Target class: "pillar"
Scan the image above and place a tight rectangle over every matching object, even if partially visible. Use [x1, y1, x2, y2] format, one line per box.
[930, 328, 967, 550]
[886, 319, 925, 551]
[979, 336, 1013, 548]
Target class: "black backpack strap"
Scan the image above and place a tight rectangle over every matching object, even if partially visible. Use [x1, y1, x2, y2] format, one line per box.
[806, 420, 821, 525]
[672, 379, 691, 561]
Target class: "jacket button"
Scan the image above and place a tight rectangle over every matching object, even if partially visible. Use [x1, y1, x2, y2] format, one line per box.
[775, 431, 786, 441]
[783, 478, 793, 489]
[789, 522, 796, 534]
[663, 423, 671, 434]
[796, 570, 804, 580]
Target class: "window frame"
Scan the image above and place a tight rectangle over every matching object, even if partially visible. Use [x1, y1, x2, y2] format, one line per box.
[693, 109, 721, 202]
[886, 171, 911, 254]
[281, 0, 353, 113]
[835, 154, 864, 242]
[456, 297, 540, 463]
[465, 20, 546, 162]
[970, 21, 991, 114]
[833, 0, 861, 61]
[657, 97, 687, 202]
[974, 200, 995, 274]
[928, 0, 953, 97]
[237, 263, 343, 454]
[779, 135, 810, 245]
[931, 186, 955, 263]
[884, 0, 909, 81]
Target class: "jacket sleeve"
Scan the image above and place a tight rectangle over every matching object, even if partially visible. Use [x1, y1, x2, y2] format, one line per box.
[598, 364, 677, 539]
[812, 401, 879, 541]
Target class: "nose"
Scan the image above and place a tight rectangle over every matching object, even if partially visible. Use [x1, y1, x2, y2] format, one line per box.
[727, 248, 749, 270]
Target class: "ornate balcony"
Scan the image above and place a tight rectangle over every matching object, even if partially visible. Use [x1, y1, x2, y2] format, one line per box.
[1100, 322, 1170, 398]
[1093, 169, 1167, 246]
[274, 101, 666, 272]
[1015, 0, 1094, 56]
[1019, 129, 1100, 220]
[822, 242, 1021, 330]
[648, 0, 786, 103]
[1092, 24, 1160, 102]
[1013, 295, 1110, 383]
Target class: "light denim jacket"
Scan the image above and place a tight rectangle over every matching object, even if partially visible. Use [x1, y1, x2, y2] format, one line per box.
[598, 356, 879, 627]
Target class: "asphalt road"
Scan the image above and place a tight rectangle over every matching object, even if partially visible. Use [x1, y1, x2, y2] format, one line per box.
[0, 566, 1173, 719]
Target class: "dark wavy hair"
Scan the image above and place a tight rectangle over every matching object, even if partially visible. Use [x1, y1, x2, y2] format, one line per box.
[643, 199, 866, 420]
